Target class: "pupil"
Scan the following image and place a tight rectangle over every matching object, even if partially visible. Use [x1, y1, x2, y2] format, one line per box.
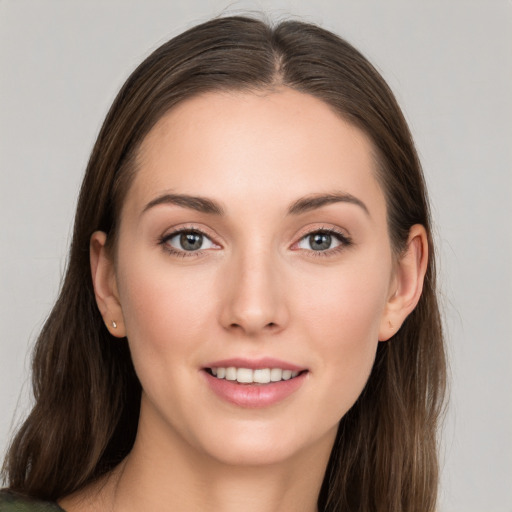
[180, 232, 202, 251]
[310, 233, 331, 251]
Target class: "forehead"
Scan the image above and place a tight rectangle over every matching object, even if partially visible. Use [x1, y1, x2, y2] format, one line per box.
[127, 88, 386, 220]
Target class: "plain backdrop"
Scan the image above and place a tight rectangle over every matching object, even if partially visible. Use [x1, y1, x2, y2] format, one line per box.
[1, 1, 511, 510]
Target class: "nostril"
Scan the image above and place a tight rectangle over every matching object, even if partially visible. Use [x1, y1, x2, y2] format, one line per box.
[228, 321, 277, 332]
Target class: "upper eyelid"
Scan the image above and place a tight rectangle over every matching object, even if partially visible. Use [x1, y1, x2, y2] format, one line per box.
[161, 225, 220, 243]
[293, 225, 351, 242]
[163, 229, 213, 242]
[294, 229, 350, 247]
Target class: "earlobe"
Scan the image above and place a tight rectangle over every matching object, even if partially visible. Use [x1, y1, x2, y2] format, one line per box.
[90, 231, 126, 338]
[379, 224, 428, 341]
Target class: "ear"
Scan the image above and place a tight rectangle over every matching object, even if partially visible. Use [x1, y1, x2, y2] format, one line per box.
[379, 224, 428, 341]
[90, 231, 126, 338]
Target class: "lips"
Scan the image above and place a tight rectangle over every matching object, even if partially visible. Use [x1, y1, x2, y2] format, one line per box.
[202, 358, 308, 408]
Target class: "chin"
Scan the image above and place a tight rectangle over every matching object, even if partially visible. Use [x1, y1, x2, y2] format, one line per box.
[185, 415, 339, 469]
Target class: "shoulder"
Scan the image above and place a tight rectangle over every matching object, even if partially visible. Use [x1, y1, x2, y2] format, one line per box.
[0, 490, 65, 511]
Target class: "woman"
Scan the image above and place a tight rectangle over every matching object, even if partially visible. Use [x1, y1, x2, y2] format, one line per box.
[0, 15, 446, 512]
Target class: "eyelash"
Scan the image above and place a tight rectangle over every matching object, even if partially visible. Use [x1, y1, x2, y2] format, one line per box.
[296, 227, 353, 258]
[158, 226, 352, 258]
[158, 227, 215, 258]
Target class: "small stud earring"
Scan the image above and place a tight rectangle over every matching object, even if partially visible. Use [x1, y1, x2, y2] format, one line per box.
[111, 321, 117, 329]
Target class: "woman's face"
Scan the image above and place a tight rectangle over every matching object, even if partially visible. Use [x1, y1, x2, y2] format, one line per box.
[101, 89, 399, 466]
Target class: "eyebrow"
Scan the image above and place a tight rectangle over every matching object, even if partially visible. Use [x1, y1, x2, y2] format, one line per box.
[287, 192, 370, 216]
[142, 193, 225, 216]
[141, 191, 369, 217]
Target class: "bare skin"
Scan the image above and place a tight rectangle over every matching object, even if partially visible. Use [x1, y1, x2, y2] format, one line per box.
[61, 88, 427, 512]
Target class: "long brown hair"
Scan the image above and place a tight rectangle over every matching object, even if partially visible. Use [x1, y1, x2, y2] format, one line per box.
[2, 15, 446, 511]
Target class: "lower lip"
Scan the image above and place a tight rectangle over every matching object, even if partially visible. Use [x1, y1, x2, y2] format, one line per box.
[203, 371, 307, 408]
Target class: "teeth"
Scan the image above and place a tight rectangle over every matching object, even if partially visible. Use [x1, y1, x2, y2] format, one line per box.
[270, 368, 282, 382]
[254, 368, 271, 384]
[237, 368, 253, 383]
[209, 367, 301, 384]
[225, 367, 237, 381]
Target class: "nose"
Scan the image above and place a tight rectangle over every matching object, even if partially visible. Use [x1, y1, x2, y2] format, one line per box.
[219, 247, 289, 337]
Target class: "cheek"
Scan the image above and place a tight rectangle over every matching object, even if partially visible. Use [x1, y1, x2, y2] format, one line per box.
[116, 253, 217, 366]
[296, 258, 391, 411]
[300, 258, 389, 346]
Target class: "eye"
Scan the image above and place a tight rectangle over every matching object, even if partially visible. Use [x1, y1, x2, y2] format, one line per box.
[296, 230, 349, 252]
[163, 230, 216, 253]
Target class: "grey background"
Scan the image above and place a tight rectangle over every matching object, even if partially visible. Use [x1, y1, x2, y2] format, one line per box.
[1, 1, 511, 510]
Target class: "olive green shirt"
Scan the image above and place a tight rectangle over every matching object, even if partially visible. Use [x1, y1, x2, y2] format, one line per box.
[0, 491, 65, 511]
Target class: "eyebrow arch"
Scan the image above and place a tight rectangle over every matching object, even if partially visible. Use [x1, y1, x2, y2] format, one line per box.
[287, 192, 370, 216]
[142, 193, 225, 216]
[142, 191, 368, 218]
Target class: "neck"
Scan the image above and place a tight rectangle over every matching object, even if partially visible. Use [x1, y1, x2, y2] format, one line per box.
[59, 398, 336, 512]
[111, 403, 334, 512]
[118, 453, 323, 512]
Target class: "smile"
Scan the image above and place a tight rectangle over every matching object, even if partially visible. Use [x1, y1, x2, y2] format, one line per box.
[203, 360, 308, 407]
[208, 367, 301, 384]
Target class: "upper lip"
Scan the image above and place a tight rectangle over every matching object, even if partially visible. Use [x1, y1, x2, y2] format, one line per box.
[203, 357, 306, 372]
